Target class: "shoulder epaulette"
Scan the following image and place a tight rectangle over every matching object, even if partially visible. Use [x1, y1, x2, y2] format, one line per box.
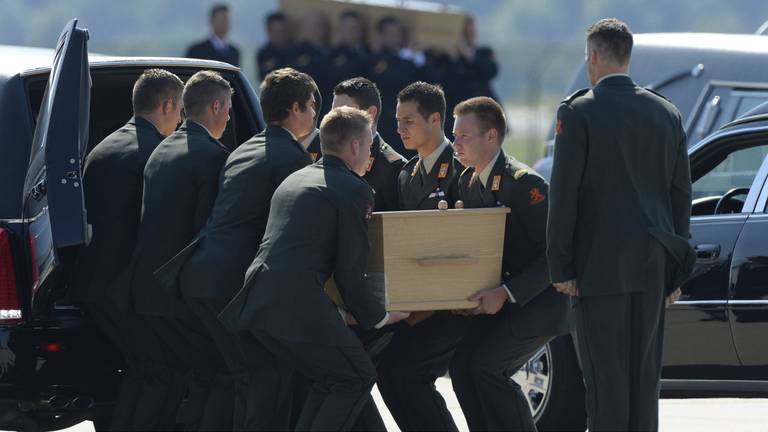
[645, 87, 672, 103]
[562, 88, 590, 105]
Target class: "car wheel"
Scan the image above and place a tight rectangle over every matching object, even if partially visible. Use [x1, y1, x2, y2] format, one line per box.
[511, 334, 586, 431]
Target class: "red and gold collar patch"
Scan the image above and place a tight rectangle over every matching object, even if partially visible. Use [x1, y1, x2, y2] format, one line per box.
[437, 162, 449, 179]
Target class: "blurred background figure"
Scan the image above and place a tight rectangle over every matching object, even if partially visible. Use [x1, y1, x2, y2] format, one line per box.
[441, 15, 499, 136]
[185, 3, 241, 67]
[447, 16, 499, 102]
[257, 12, 294, 81]
[368, 16, 419, 157]
[292, 12, 333, 114]
[328, 10, 371, 96]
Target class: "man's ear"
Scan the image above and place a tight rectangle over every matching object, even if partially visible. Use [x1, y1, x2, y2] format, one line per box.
[350, 138, 361, 157]
[212, 99, 222, 114]
[588, 47, 598, 65]
[487, 128, 498, 144]
[367, 106, 378, 123]
[429, 112, 441, 127]
[291, 101, 301, 116]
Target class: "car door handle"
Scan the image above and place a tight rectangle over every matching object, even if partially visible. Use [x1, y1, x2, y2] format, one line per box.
[694, 243, 721, 261]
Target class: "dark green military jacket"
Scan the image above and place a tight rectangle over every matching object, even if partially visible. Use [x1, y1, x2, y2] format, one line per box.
[128, 121, 230, 316]
[220, 156, 386, 346]
[459, 151, 570, 337]
[365, 133, 406, 211]
[546, 75, 693, 296]
[398, 142, 463, 210]
[154, 126, 312, 309]
[70, 117, 164, 304]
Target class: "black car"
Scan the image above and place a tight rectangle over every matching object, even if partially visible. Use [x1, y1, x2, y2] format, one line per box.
[534, 31, 768, 181]
[0, 20, 264, 430]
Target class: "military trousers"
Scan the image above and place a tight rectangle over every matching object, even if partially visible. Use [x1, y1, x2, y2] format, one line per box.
[185, 295, 293, 431]
[573, 282, 666, 432]
[254, 330, 377, 431]
[89, 296, 185, 431]
[449, 308, 552, 431]
[146, 309, 233, 431]
[376, 312, 470, 431]
[289, 326, 394, 431]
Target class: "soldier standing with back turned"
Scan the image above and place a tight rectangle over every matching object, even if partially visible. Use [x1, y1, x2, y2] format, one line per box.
[547, 18, 694, 432]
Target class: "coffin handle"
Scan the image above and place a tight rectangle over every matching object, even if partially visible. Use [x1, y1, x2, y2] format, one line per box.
[413, 256, 479, 266]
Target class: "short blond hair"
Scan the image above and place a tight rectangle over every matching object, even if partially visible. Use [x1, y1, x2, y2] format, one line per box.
[182, 70, 233, 117]
[319, 106, 372, 154]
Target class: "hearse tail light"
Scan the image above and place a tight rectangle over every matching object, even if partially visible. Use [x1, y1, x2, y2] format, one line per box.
[0, 228, 22, 321]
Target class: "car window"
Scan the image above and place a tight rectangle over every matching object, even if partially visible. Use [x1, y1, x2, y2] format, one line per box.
[693, 144, 768, 203]
[734, 93, 768, 119]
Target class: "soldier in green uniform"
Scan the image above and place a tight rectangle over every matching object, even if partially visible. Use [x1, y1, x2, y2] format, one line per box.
[332, 77, 407, 211]
[330, 77, 406, 430]
[220, 107, 409, 431]
[375, 82, 467, 431]
[547, 19, 693, 432]
[127, 71, 235, 430]
[449, 97, 570, 431]
[155, 68, 318, 430]
[71, 69, 184, 431]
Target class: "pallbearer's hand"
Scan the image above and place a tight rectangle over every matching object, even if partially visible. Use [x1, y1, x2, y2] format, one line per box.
[666, 287, 682, 307]
[469, 286, 508, 315]
[386, 311, 411, 325]
[554, 280, 579, 296]
[344, 313, 358, 326]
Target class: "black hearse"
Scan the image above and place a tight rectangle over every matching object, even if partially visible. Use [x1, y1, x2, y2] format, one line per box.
[0, 20, 264, 430]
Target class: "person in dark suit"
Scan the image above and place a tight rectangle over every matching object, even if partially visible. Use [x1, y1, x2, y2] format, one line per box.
[155, 68, 319, 431]
[332, 77, 406, 211]
[442, 16, 499, 137]
[186, 3, 241, 67]
[327, 10, 370, 98]
[367, 16, 420, 157]
[330, 77, 406, 430]
[292, 13, 332, 115]
[128, 71, 235, 430]
[70, 69, 183, 431]
[448, 97, 571, 431]
[256, 12, 294, 81]
[546, 19, 693, 432]
[374, 82, 468, 432]
[220, 107, 409, 431]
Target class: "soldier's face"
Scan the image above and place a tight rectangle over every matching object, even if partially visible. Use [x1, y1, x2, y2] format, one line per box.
[339, 17, 363, 46]
[452, 114, 490, 167]
[211, 11, 230, 38]
[268, 20, 290, 47]
[297, 95, 317, 137]
[396, 101, 436, 150]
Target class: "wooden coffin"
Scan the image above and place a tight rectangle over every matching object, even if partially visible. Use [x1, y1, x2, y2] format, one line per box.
[327, 207, 509, 311]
